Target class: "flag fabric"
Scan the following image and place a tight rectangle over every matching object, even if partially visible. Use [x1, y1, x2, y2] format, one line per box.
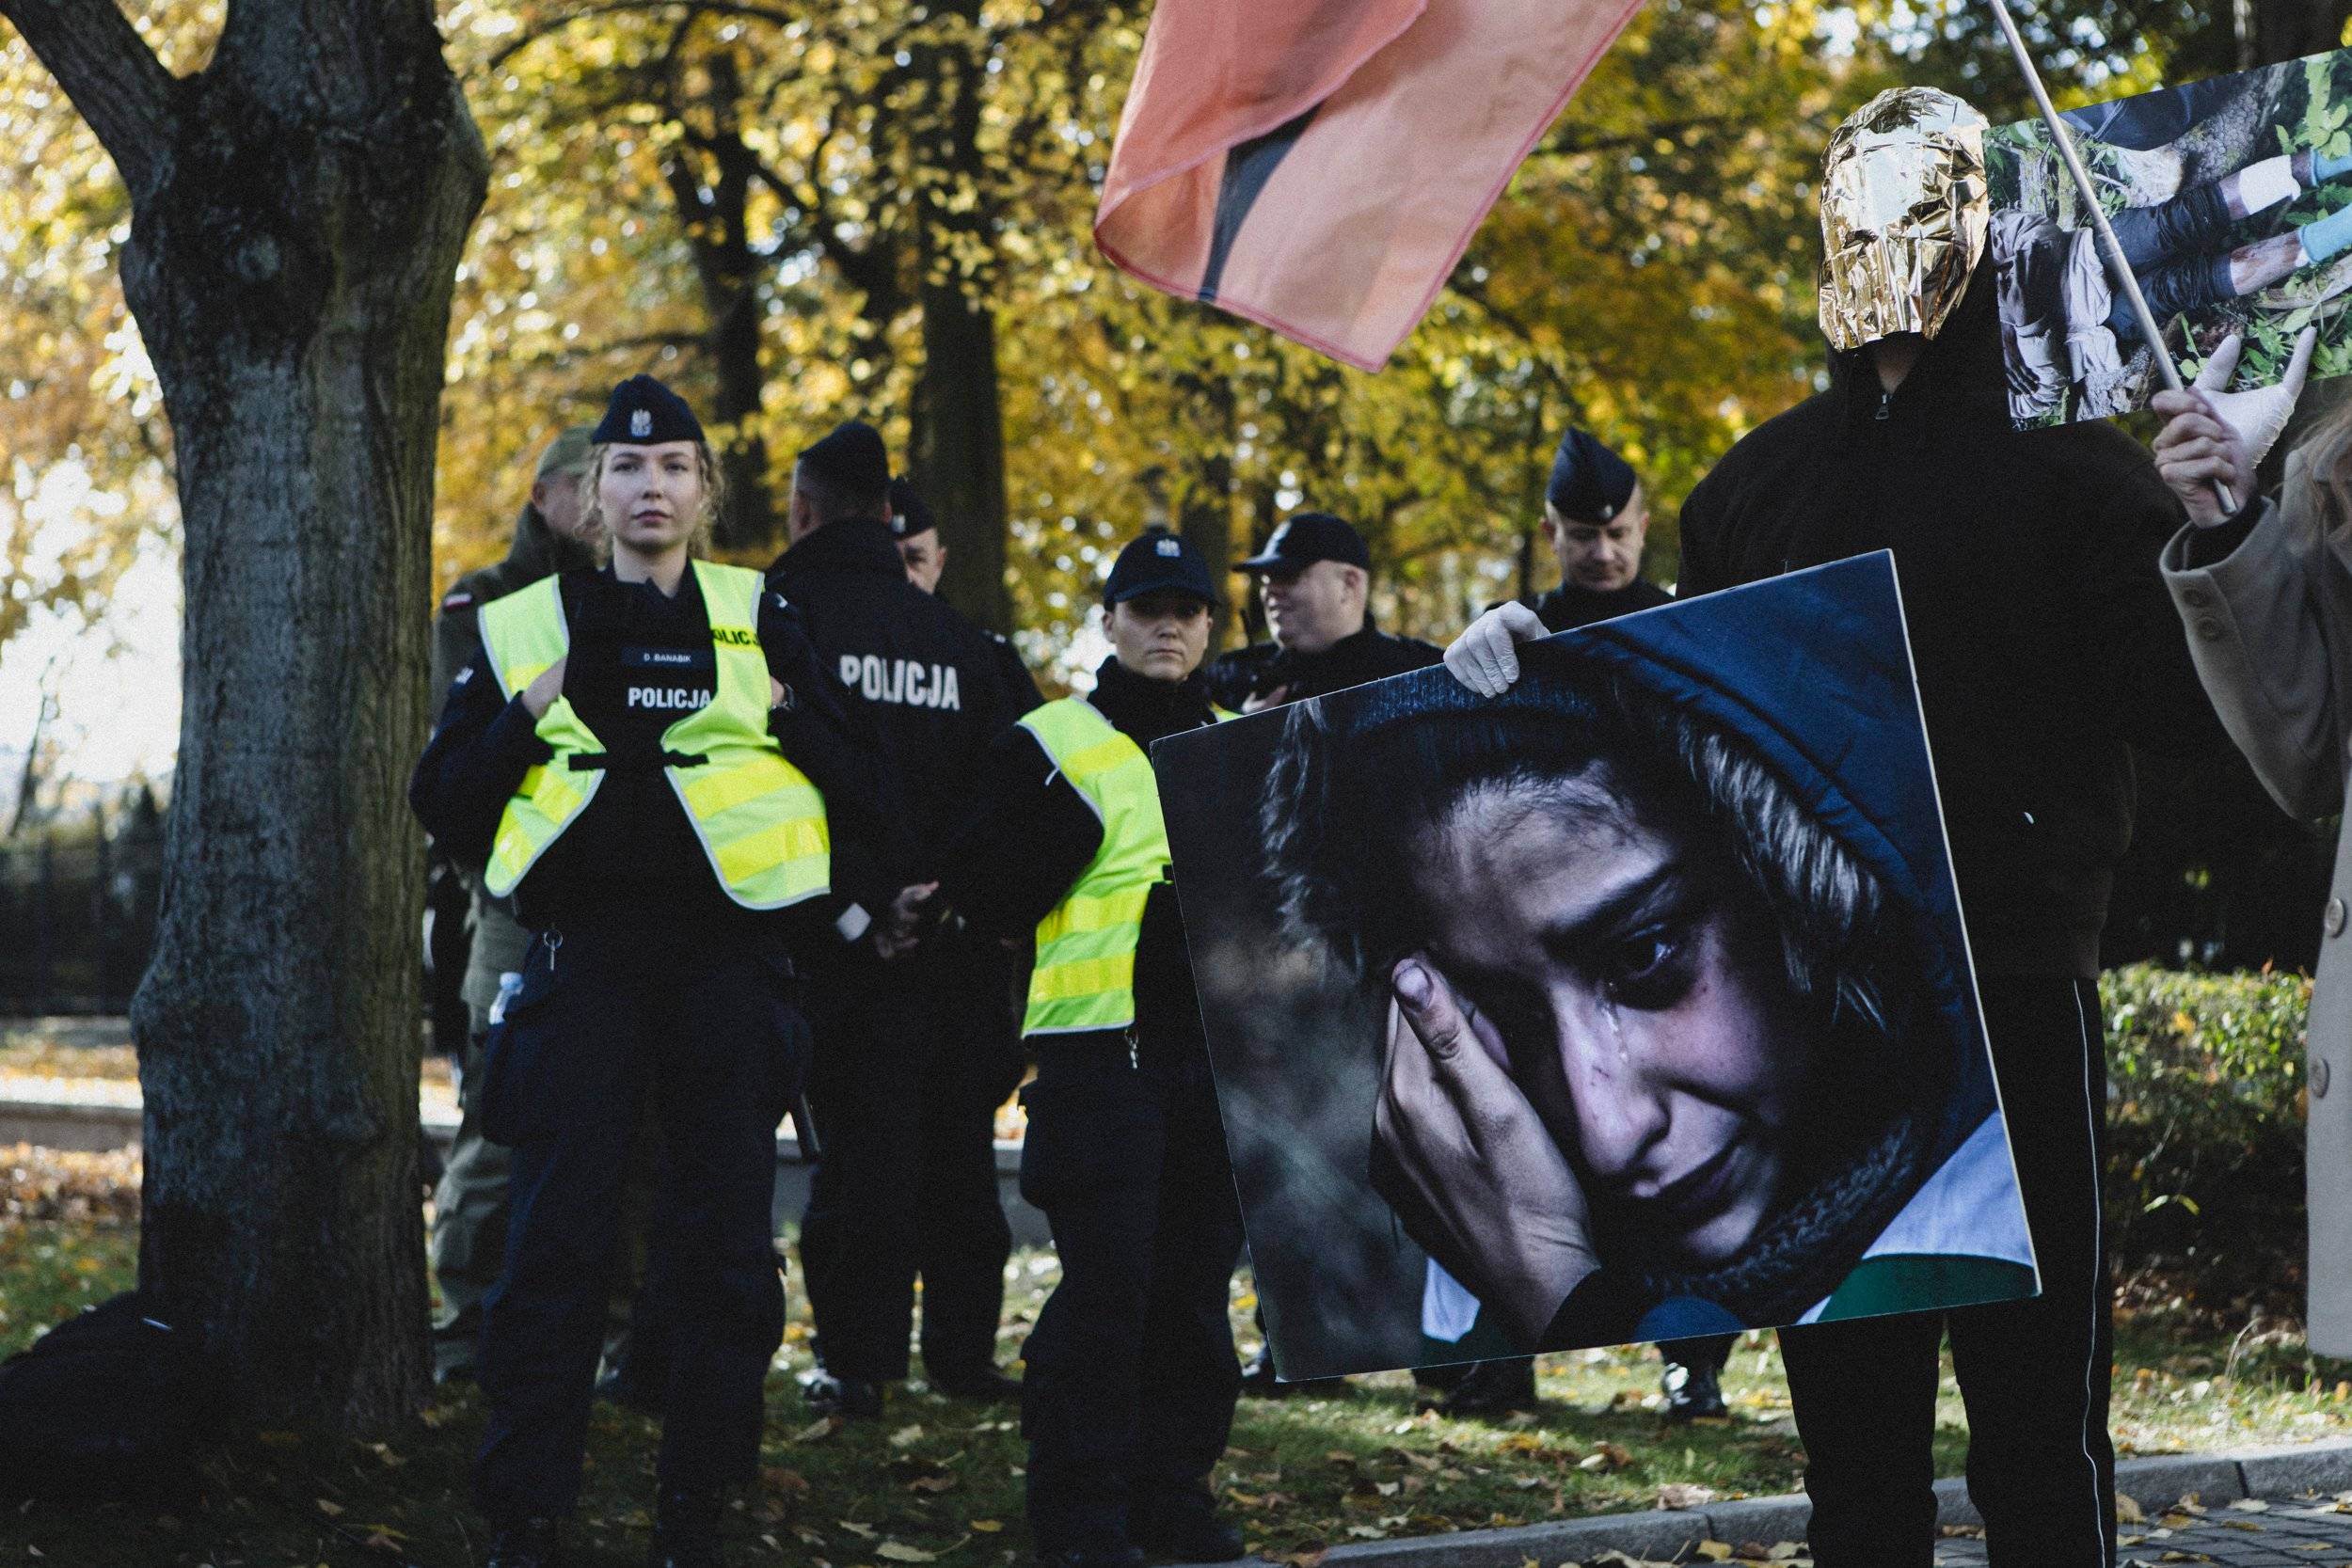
[1094, 0, 1648, 372]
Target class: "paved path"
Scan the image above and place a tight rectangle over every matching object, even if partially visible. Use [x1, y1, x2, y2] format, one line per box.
[1927, 1496, 2352, 1566]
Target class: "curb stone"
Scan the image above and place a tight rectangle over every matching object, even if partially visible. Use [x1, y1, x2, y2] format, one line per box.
[1246, 1437, 2352, 1567]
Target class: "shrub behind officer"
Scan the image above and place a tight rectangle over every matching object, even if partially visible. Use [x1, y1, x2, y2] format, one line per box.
[424, 428, 626, 1390]
[1511, 428, 1673, 631]
[769, 428, 1030, 1418]
[920, 529, 1246, 1568]
[1205, 512, 1438, 712]
[411, 375, 894, 1568]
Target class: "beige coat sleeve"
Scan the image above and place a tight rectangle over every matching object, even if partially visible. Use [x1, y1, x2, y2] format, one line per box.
[2159, 455, 2346, 821]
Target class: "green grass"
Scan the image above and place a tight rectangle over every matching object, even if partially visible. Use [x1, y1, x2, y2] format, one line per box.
[8, 1212, 2352, 1568]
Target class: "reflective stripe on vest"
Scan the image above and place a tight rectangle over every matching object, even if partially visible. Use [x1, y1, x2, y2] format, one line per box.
[476, 561, 831, 909]
[1020, 696, 1175, 1037]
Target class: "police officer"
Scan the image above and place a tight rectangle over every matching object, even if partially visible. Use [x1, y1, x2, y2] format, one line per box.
[425, 428, 634, 1391]
[1510, 429, 1673, 631]
[891, 475, 1044, 710]
[920, 528, 1246, 1568]
[411, 375, 894, 1568]
[1448, 428, 1725, 1420]
[1205, 512, 1439, 713]
[770, 428, 1029, 1417]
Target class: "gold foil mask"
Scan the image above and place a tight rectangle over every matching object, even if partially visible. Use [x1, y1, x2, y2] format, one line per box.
[1818, 87, 1991, 352]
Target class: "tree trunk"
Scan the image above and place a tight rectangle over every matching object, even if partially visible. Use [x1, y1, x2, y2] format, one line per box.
[914, 287, 1013, 631]
[665, 44, 776, 556]
[5, 0, 489, 1434]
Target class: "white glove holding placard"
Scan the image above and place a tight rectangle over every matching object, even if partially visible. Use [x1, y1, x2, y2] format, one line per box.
[1442, 601, 1548, 697]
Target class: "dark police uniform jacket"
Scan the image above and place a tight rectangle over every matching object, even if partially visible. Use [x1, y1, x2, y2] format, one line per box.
[1518, 578, 1674, 632]
[409, 564, 898, 941]
[768, 517, 1028, 870]
[1203, 624, 1440, 713]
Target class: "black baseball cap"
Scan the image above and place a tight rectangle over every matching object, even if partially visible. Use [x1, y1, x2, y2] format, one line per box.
[1547, 428, 1638, 523]
[593, 375, 704, 445]
[1235, 512, 1371, 574]
[1104, 528, 1216, 607]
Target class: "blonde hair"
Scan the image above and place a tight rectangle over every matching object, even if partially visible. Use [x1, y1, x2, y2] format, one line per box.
[2295, 399, 2352, 538]
[578, 440, 729, 560]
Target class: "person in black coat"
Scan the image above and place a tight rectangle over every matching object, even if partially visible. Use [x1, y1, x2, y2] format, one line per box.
[411, 375, 897, 1568]
[918, 529, 1247, 1568]
[1204, 512, 1439, 712]
[1447, 87, 2233, 1566]
[769, 427, 1032, 1417]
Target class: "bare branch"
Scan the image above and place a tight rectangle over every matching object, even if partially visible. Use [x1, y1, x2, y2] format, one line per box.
[487, 0, 800, 71]
[1, 0, 177, 197]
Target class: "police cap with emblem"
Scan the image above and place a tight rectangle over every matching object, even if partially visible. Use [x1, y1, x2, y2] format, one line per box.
[888, 475, 936, 540]
[593, 374, 705, 446]
[1546, 428, 1637, 524]
[1234, 512, 1371, 574]
[1104, 527, 1216, 607]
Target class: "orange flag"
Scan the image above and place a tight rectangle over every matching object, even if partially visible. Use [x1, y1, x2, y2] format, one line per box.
[1095, 0, 1647, 372]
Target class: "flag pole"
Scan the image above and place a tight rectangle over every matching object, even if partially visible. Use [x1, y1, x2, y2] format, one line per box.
[1984, 0, 2236, 510]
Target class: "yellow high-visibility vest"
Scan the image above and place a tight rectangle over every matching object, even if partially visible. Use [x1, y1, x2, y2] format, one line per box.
[476, 561, 830, 910]
[1020, 694, 1228, 1036]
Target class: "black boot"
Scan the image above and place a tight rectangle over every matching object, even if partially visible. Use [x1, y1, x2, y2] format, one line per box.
[646, 1485, 726, 1568]
[486, 1514, 564, 1568]
[1438, 1356, 1539, 1417]
[796, 1363, 885, 1418]
[1132, 1491, 1247, 1563]
[930, 1363, 1022, 1402]
[1661, 1356, 1728, 1422]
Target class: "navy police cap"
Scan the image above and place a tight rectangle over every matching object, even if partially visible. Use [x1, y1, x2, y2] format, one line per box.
[1104, 527, 1216, 607]
[1546, 428, 1637, 523]
[593, 374, 704, 446]
[1235, 511, 1371, 573]
[888, 475, 936, 540]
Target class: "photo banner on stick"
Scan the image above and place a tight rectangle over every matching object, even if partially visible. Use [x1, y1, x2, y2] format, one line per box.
[1155, 554, 2037, 1379]
[1092, 0, 1645, 372]
[1989, 45, 2352, 430]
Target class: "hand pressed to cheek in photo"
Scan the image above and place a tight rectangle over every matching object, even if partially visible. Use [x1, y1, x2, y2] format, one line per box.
[1395, 768, 1804, 1271]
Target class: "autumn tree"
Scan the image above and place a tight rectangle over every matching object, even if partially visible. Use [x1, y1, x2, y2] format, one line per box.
[0, 0, 486, 1431]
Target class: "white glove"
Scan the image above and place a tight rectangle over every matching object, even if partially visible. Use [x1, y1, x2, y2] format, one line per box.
[1443, 602, 1548, 697]
[2199, 326, 2318, 472]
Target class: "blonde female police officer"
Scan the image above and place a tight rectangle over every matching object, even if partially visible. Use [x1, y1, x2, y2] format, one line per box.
[913, 528, 1246, 1568]
[411, 374, 896, 1568]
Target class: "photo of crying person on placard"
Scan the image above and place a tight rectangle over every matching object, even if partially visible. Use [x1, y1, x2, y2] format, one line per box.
[1155, 553, 2038, 1379]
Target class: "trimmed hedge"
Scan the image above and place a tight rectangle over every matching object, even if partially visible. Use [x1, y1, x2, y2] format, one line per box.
[2101, 963, 2311, 1266]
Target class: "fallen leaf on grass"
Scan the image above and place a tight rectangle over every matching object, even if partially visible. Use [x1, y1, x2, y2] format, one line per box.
[970, 1520, 1003, 1533]
[1658, 1482, 1717, 1510]
[1695, 1545, 1734, 1562]
[315, 1499, 344, 1518]
[889, 1424, 926, 1448]
[793, 1417, 842, 1443]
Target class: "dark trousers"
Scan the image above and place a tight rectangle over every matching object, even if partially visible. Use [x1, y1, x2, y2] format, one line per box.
[472, 919, 807, 1519]
[799, 947, 1017, 1383]
[1019, 1032, 1246, 1553]
[1780, 977, 2114, 1567]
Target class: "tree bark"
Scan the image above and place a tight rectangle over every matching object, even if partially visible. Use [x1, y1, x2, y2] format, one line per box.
[4, 0, 487, 1434]
[913, 284, 1013, 632]
[663, 41, 777, 555]
[907, 6, 1013, 633]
